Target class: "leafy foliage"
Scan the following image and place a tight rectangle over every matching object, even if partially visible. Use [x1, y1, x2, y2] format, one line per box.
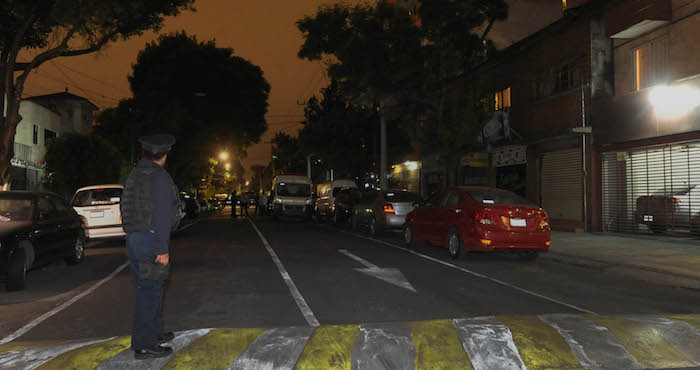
[43, 133, 123, 197]
[271, 133, 306, 175]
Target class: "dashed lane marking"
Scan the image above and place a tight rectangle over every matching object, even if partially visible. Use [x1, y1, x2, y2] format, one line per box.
[333, 228, 598, 315]
[0, 261, 130, 345]
[589, 316, 695, 369]
[164, 328, 267, 370]
[37, 336, 131, 370]
[295, 325, 359, 369]
[248, 217, 320, 327]
[407, 319, 474, 370]
[497, 315, 583, 370]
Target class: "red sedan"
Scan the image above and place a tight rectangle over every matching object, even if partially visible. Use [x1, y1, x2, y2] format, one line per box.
[404, 187, 550, 260]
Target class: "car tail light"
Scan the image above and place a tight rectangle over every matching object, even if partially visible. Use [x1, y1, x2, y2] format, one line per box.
[672, 198, 682, 203]
[540, 215, 550, 229]
[474, 211, 495, 225]
[480, 239, 492, 245]
[545, 241, 551, 246]
[383, 204, 395, 214]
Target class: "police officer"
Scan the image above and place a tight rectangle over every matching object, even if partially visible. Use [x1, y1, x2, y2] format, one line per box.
[121, 134, 180, 360]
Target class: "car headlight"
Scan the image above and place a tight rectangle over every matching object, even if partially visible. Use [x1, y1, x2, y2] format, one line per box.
[306, 199, 313, 205]
[274, 198, 283, 204]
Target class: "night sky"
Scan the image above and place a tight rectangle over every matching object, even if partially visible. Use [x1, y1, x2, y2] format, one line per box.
[22, 0, 562, 175]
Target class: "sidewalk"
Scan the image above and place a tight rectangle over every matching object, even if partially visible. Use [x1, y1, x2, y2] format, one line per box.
[549, 231, 700, 281]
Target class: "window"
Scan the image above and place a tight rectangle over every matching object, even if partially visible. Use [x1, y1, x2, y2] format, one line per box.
[32, 125, 38, 145]
[44, 129, 56, 144]
[634, 37, 668, 91]
[441, 191, 463, 208]
[51, 196, 73, 217]
[495, 87, 511, 110]
[37, 196, 57, 220]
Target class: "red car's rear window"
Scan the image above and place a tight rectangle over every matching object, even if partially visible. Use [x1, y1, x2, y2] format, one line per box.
[467, 191, 535, 207]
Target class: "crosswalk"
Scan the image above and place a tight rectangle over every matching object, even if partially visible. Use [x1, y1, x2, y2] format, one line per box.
[1, 314, 699, 369]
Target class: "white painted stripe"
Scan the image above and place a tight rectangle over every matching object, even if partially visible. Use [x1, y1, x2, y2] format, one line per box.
[453, 317, 526, 370]
[248, 218, 320, 327]
[352, 323, 415, 370]
[229, 327, 315, 370]
[539, 314, 641, 370]
[176, 219, 201, 232]
[334, 228, 597, 315]
[96, 328, 213, 369]
[0, 261, 130, 345]
[625, 315, 700, 365]
[0, 338, 108, 369]
[339, 249, 379, 269]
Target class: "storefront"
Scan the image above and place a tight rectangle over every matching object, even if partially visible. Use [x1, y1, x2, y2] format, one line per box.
[460, 152, 489, 186]
[390, 161, 421, 194]
[601, 141, 700, 234]
[491, 145, 527, 197]
[540, 148, 584, 226]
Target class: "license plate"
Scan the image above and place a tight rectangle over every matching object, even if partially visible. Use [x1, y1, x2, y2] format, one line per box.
[643, 215, 654, 222]
[90, 211, 104, 218]
[510, 218, 526, 227]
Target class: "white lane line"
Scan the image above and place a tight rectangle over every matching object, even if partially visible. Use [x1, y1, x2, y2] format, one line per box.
[0, 261, 130, 345]
[177, 219, 202, 232]
[247, 218, 320, 327]
[338, 249, 379, 269]
[334, 228, 597, 315]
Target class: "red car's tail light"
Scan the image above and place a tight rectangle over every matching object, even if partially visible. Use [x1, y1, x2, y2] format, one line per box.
[474, 211, 495, 225]
[383, 204, 395, 214]
[539, 215, 550, 229]
[480, 239, 492, 245]
[545, 241, 551, 246]
[673, 198, 682, 203]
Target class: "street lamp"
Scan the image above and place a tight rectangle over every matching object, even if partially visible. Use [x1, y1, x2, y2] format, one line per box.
[649, 84, 700, 120]
[219, 152, 229, 160]
[245, 181, 250, 186]
[225, 163, 231, 170]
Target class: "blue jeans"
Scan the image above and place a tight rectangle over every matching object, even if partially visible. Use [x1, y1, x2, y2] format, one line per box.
[127, 231, 165, 350]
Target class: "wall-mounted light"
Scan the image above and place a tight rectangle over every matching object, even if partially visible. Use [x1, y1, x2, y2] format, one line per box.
[649, 84, 700, 120]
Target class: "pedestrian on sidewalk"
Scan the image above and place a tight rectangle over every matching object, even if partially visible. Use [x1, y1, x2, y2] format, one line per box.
[121, 134, 179, 360]
[259, 192, 268, 216]
[230, 191, 239, 218]
[241, 191, 250, 217]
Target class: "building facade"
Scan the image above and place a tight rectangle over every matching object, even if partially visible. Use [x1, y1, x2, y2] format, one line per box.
[12, 91, 98, 190]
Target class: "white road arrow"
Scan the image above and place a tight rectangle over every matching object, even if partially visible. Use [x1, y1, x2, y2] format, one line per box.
[339, 249, 416, 292]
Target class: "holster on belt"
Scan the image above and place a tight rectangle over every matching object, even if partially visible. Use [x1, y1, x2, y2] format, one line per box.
[137, 258, 170, 282]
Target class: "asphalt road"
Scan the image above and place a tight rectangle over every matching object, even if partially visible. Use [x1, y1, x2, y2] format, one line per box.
[2, 207, 700, 344]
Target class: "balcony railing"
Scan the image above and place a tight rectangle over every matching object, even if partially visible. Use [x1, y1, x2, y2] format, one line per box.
[13, 142, 32, 163]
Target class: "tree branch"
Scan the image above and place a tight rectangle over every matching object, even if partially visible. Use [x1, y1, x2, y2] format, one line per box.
[479, 18, 496, 44]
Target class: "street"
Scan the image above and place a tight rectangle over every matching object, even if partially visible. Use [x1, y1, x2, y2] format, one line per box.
[2, 207, 700, 368]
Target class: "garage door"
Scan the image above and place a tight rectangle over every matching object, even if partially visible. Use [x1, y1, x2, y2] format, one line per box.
[541, 148, 583, 222]
[602, 143, 700, 234]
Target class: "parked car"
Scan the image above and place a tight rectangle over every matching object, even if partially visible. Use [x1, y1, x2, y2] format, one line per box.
[71, 185, 125, 240]
[315, 180, 358, 221]
[636, 185, 700, 233]
[351, 190, 421, 235]
[271, 175, 313, 220]
[333, 187, 363, 225]
[181, 193, 200, 219]
[404, 187, 550, 260]
[1, 191, 86, 291]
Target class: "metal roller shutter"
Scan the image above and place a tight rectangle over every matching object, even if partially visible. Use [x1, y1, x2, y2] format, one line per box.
[602, 143, 700, 234]
[541, 148, 583, 222]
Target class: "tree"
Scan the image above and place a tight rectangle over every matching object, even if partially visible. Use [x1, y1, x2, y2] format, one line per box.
[271, 132, 306, 175]
[0, 0, 194, 189]
[43, 133, 122, 198]
[297, 2, 423, 189]
[96, 32, 270, 190]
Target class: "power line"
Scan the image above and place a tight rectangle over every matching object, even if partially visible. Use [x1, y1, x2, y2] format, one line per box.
[32, 69, 122, 105]
[51, 60, 131, 95]
[51, 60, 97, 104]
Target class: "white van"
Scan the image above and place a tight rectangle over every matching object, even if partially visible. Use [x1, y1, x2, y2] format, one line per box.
[315, 180, 358, 221]
[271, 175, 313, 219]
[71, 185, 125, 240]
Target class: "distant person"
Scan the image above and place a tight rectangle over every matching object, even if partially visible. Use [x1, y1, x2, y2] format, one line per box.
[230, 192, 239, 218]
[121, 134, 179, 360]
[259, 192, 268, 216]
[241, 192, 250, 216]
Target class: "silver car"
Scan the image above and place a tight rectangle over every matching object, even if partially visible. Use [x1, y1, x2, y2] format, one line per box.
[351, 190, 421, 235]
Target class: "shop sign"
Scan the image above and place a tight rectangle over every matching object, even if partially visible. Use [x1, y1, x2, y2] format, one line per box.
[492, 145, 527, 167]
[460, 152, 489, 168]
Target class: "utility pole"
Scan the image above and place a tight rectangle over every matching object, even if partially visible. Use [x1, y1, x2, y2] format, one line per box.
[379, 99, 388, 190]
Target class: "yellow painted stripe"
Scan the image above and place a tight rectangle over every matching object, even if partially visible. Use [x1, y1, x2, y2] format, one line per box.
[497, 316, 582, 370]
[295, 324, 359, 369]
[0, 340, 62, 356]
[407, 319, 473, 370]
[666, 314, 700, 331]
[163, 328, 266, 370]
[589, 315, 693, 369]
[37, 336, 130, 370]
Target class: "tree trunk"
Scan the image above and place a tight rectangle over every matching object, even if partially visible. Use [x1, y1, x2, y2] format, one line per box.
[0, 109, 22, 191]
[379, 98, 388, 190]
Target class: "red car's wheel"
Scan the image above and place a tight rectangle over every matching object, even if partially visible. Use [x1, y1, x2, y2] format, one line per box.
[448, 229, 461, 260]
[403, 223, 415, 249]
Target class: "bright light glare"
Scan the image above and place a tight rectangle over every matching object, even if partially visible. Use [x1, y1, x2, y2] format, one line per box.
[225, 163, 231, 170]
[649, 85, 700, 120]
[245, 181, 250, 186]
[405, 161, 419, 171]
[219, 152, 229, 160]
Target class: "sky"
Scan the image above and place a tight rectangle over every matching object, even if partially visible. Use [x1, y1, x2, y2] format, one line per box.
[23, 0, 563, 176]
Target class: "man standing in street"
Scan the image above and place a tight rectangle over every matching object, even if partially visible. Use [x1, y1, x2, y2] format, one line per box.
[121, 134, 180, 360]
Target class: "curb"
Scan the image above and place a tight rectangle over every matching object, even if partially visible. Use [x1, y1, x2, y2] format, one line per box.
[1, 314, 699, 369]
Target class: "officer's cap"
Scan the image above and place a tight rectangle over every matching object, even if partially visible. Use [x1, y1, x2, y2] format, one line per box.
[138, 134, 176, 154]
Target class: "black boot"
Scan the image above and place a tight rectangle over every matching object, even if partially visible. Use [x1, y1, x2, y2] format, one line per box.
[158, 331, 175, 344]
[134, 345, 173, 359]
